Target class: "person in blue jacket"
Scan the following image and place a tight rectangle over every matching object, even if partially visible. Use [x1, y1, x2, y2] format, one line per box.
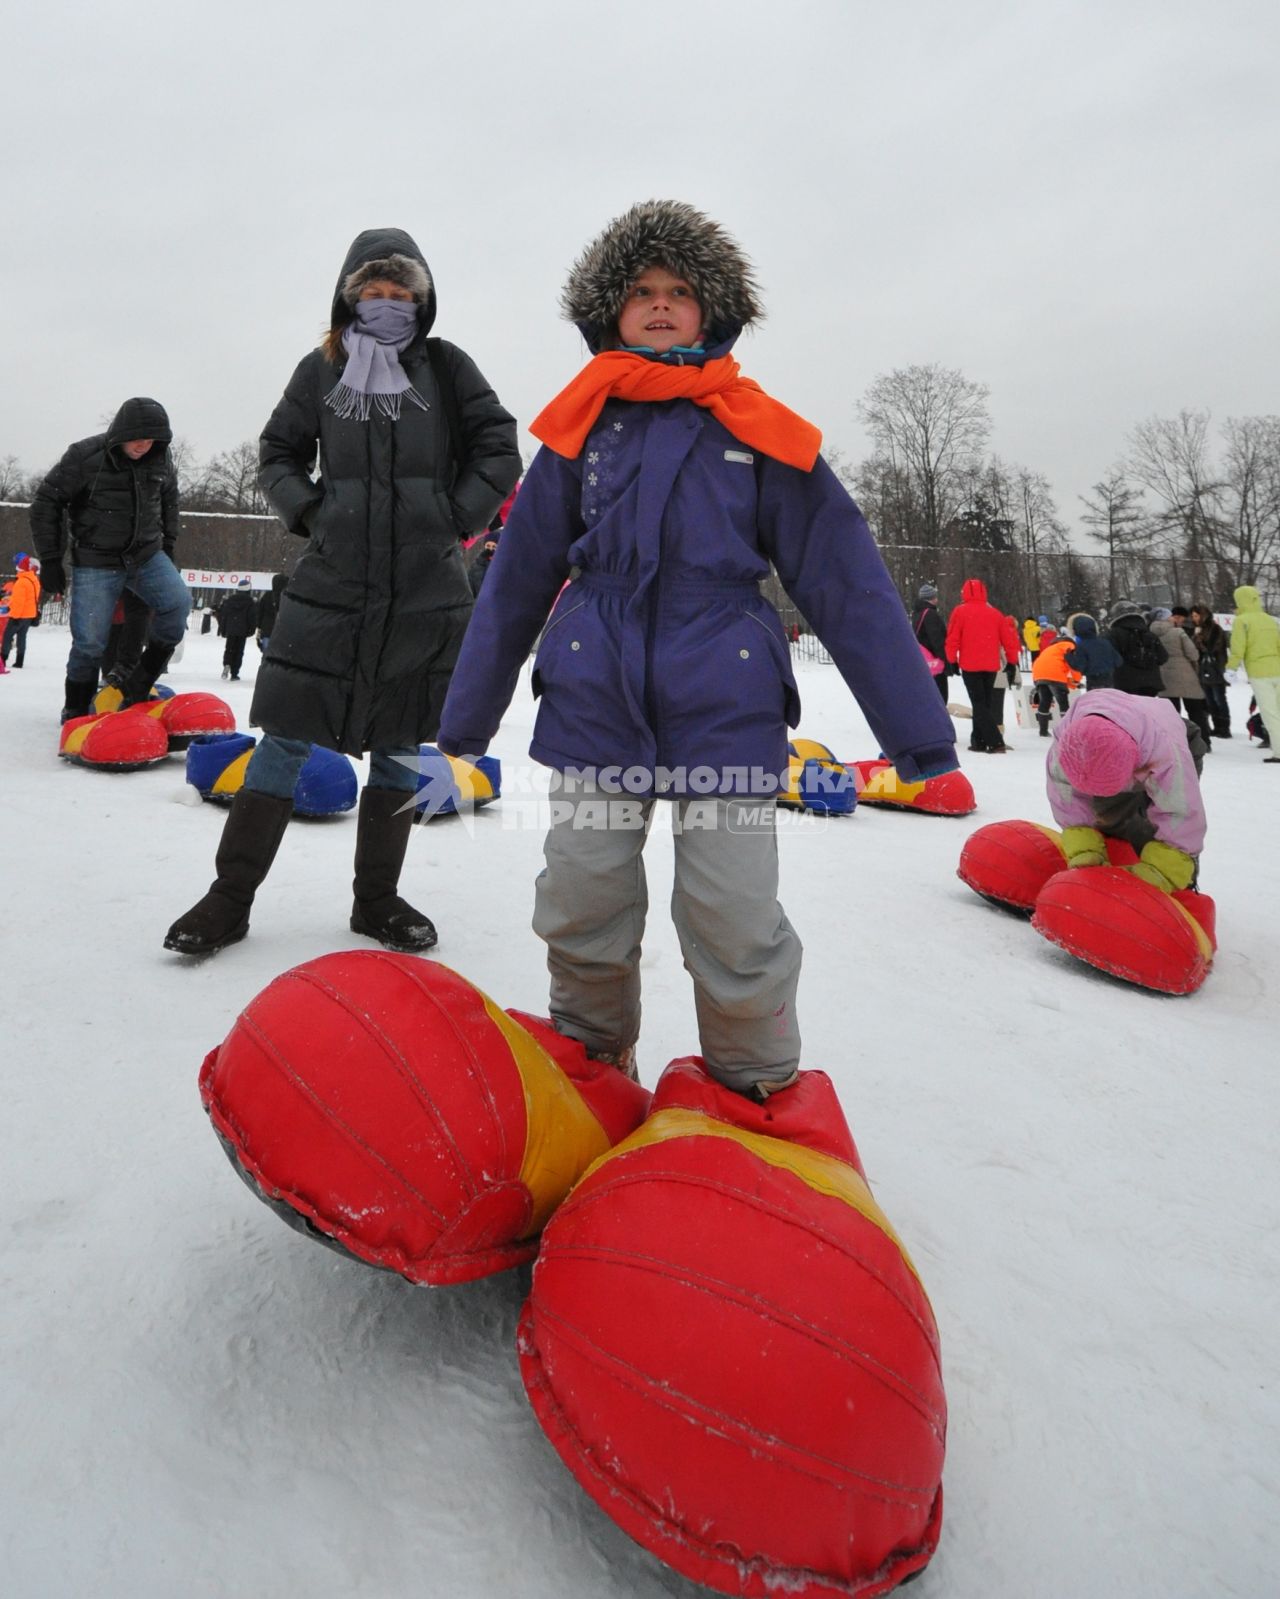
[436, 201, 958, 1101]
[1065, 613, 1123, 689]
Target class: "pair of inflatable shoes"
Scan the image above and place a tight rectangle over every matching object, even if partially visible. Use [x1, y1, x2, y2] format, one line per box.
[201, 952, 945, 1598]
[958, 820, 1216, 995]
[59, 687, 235, 770]
[782, 737, 976, 818]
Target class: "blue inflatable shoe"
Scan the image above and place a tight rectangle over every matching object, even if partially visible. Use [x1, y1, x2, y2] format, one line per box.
[412, 744, 502, 822]
[185, 733, 358, 817]
[779, 739, 857, 816]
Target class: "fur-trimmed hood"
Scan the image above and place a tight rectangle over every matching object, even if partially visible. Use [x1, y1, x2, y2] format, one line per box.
[562, 200, 763, 353]
[332, 228, 436, 335]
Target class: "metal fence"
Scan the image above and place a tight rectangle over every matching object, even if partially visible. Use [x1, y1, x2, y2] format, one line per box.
[763, 546, 1279, 637]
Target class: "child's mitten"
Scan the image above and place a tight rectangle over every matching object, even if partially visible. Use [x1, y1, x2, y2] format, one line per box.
[1060, 825, 1107, 868]
[1126, 840, 1196, 894]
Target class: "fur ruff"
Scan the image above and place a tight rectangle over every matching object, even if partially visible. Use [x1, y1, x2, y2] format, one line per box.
[561, 200, 763, 343]
[341, 253, 433, 309]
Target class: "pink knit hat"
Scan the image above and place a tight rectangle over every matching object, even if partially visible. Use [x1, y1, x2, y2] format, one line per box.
[1056, 715, 1140, 795]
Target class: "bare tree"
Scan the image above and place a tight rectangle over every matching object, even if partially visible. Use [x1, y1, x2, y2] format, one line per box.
[1219, 414, 1280, 587]
[0, 454, 26, 500]
[204, 440, 269, 515]
[856, 364, 992, 547]
[1126, 410, 1222, 559]
[851, 453, 926, 547]
[1079, 467, 1147, 597]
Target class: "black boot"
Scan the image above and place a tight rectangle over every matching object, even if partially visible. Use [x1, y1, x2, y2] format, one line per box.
[164, 790, 293, 955]
[119, 640, 177, 706]
[61, 676, 96, 724]
[349, 786, 438, 951]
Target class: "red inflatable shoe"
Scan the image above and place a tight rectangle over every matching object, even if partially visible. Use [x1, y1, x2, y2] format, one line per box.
[199, 953, 651, 1285]
[1031, 865, 1216, 995]
[847, 757, 977, 817]
[957, 818, 1067, 911]
[519, 1059, 945, 1599]
[58, 705, 170, 770]
[153, 691, 235, 748]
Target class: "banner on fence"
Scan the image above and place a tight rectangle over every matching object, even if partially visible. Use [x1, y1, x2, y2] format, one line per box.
[182, 569, 276, 592]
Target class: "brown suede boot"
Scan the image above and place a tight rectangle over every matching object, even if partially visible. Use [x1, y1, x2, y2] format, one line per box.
[349, 787, 438, 952]
[164, 790, 293, 955]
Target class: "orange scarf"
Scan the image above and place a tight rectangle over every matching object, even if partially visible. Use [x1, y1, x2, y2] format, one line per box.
[530, 351, 822, 472]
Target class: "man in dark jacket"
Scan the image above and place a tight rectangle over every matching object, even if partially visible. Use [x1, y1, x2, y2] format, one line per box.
[216, 578, 258, 680]
[30, 396, 191, 721]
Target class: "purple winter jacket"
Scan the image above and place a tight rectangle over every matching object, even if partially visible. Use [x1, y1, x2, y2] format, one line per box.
[1047, 689, 1206, 856]
[436, 392, 958, 796]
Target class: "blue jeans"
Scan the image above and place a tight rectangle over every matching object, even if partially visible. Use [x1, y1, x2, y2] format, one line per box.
[66, 553, 191, 683]
[244, 735, 422, 799]
[1, 617, 32, 663]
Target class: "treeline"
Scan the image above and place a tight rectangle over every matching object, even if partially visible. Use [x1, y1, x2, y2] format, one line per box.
[5, 376, 1277, 616]
[830, 364, 1280, 613]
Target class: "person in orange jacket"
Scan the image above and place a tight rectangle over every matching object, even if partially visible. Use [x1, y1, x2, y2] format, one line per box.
[1031, 633, 1082, 735]
[945, 578, 1023, 752]
[1, 553, 42, 669]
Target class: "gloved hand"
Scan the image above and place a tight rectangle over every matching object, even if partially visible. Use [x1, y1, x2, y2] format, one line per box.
[1061, 825, 1107, 868]
[1004, 663, 1017, 687]
[1125, 840, 1196, 894]
[39, 558, 67, 596]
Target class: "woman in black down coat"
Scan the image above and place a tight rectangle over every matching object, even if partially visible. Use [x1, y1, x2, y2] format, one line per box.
[166, 228, 521, 956]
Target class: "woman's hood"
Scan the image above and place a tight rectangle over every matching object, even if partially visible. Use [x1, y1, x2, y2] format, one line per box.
[1233, 585, 1263, 612]
[961, 578, 989, 604]
[332, 228, 437, 336]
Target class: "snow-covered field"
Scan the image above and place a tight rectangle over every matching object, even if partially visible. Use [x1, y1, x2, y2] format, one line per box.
[3, 623, 1277, 1599]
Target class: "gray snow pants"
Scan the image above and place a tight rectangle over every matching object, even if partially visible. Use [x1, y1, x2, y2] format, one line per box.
[532, 776, 802, 1095]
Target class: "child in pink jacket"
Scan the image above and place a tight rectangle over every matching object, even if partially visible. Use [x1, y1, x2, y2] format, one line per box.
[1047, 688, 1206, 890]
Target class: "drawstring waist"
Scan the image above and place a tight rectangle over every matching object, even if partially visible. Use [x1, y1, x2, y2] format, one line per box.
[573, 568, 763, 601]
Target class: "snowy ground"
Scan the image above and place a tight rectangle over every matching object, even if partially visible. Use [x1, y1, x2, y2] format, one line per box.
[3, 623, 1277, 1599]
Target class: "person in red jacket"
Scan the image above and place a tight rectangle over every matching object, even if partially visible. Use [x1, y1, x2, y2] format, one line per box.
[945, 577, 1023, 752]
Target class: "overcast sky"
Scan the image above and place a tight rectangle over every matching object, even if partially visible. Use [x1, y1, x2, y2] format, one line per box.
[3, 0, 1276, 536]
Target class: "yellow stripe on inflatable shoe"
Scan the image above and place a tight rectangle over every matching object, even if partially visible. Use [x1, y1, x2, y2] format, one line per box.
[862, 767, 925, 803]
[590, 1107, 921, 1282]
[1169, 897, 1216, 962]
[790, 738, 838, 763]
[447, 755, 496, 804]
[212, 750, 253, 796]
[480, 997, 614, 1235]
[92, 684, 124, 714]
[61, 721, 95, 755]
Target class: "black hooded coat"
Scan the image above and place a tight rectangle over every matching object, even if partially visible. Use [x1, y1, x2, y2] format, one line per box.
[250, 228, 521, 755]
[1107, 612, 1168, 696]
[30, 397, 178, 570]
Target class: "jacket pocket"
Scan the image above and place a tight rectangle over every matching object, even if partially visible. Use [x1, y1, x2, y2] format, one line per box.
[743, 609, 802, 726]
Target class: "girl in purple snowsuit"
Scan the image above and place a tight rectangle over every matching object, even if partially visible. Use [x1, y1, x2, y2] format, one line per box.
[437, 201, 957, 1099]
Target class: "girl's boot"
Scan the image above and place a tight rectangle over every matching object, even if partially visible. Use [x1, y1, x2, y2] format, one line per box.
[164, 789, 293, 954]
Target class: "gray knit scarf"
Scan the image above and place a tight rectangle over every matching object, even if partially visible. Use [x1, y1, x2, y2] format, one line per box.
[324, 298, 429, 422]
